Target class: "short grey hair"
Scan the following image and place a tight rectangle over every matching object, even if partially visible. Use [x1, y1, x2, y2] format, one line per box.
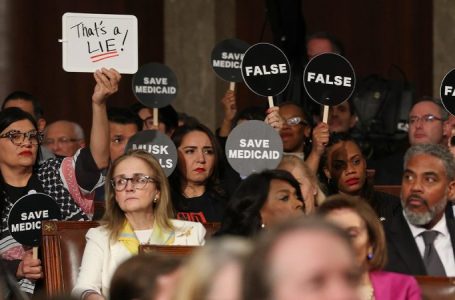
[404, 144, 455, 181]
[72, 122, 85, 140]
[44, 120, 85, 140]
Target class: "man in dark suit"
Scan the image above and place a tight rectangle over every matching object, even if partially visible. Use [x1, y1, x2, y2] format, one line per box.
[384, 143, 455, 276]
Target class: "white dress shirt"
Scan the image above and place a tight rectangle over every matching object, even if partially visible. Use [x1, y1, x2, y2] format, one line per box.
[405, 212, 455, 276]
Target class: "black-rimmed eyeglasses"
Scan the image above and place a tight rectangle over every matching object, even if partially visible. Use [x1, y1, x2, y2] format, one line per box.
[0, 130, 43, 146]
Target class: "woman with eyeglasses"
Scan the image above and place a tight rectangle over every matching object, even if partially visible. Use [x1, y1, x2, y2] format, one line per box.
[0, 68, 120, 295]
[72, 150, 205, 300]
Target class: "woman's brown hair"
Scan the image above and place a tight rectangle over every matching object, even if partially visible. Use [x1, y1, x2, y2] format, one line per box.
[317, 194, 387, 271]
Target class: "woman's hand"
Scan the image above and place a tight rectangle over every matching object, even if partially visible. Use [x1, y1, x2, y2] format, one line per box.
[311, 122, 330, 156]
[219, 89, 237, 137]
[265, 106, 284, 131]
[221, 90, 237, 122]
[16, 250, 42, 280]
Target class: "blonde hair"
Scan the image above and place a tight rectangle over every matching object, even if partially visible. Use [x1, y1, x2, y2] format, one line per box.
[102, 150, 174, 240]
[173, 237, 252, 300]
[277, 155, 326, 206]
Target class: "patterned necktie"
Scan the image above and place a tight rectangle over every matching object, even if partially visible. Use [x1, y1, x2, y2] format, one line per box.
[421, 230, 446, 276]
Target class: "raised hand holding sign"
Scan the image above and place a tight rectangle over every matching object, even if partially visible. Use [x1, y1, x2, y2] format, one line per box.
[211, 38, 250, 91]
[61, 13, 138, 74]
[241, 43, 291, 107]
[303, 53, 356, 123]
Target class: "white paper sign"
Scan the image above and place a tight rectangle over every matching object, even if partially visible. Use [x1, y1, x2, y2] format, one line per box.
[61, 12, 138, 74]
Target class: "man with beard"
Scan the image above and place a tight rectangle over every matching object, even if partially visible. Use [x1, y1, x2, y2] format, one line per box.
[383, 144, 455, 276]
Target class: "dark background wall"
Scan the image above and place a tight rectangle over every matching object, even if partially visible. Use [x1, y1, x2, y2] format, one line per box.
[0, 0, 433, 134]
[235, 0, 433, 112]
[2, 0, 164, 135]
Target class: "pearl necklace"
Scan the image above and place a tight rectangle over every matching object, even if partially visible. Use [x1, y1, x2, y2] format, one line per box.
[359, 283, 374, 300]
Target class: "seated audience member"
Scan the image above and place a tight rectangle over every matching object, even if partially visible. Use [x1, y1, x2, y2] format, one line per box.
[92, 107, 142, 207]
[318, 195, 421, 300]
[277, 155, 326, 213]
[72, 150, 206, 299]
[130, 103, 179, 135]
[278, 102, 311, 159]
[278, 101, 330, 174]
[306, 31, 345, 60]
[328, 99, 358, 134]
[216, 170, 304, 237]
[107, 107, 142, 161]
[43, 120, 85, 157]
[0, 68, 119, 295]
[243, 217, 361, 300]
[322, 132, 401, 220]
[2, 90, 53, 161]
[174, 237, 252, 300]
[170, 123, 236, 223]
[2, 91, 46, 131]
[372, 98, 449, 185]
[109, 253, 182, 300]
[383, 144, 455, 276]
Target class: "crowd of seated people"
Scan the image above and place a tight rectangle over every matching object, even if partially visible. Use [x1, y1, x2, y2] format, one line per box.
[1, 32, 455, 300]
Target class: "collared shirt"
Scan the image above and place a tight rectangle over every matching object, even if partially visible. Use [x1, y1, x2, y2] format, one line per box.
[405, 212, 455, 276]
[283, 151, 305, 160]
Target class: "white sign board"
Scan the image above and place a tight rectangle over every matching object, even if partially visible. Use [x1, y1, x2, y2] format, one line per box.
[61, 12, 138, 74]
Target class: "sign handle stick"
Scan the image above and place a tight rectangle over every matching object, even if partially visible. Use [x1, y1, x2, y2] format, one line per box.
[153, 108, 159, 127]
[322, 105, 329, 123]
[32, 247, 38, 259]
[229, 82, 235, 91]
[268, 96, 274, 108]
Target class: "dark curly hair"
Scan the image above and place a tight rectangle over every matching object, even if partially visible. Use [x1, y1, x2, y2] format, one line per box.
[216, 169, 304, 237]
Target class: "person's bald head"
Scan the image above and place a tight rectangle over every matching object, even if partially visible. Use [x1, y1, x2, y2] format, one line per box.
[43, 120, 85, 157]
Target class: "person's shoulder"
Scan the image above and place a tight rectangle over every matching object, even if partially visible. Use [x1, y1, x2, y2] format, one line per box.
[37, 156, 63, 173]
[371, 270, 417, 285]
[86, 225, 110, 239]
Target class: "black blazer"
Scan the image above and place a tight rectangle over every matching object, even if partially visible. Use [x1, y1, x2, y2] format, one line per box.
[383, 202, 455, 275]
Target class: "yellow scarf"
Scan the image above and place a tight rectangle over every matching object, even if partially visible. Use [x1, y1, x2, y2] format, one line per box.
[118, 221, 176, 254]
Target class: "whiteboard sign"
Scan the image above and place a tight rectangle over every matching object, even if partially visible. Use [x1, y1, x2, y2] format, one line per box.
[61, 12, 138, 74]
